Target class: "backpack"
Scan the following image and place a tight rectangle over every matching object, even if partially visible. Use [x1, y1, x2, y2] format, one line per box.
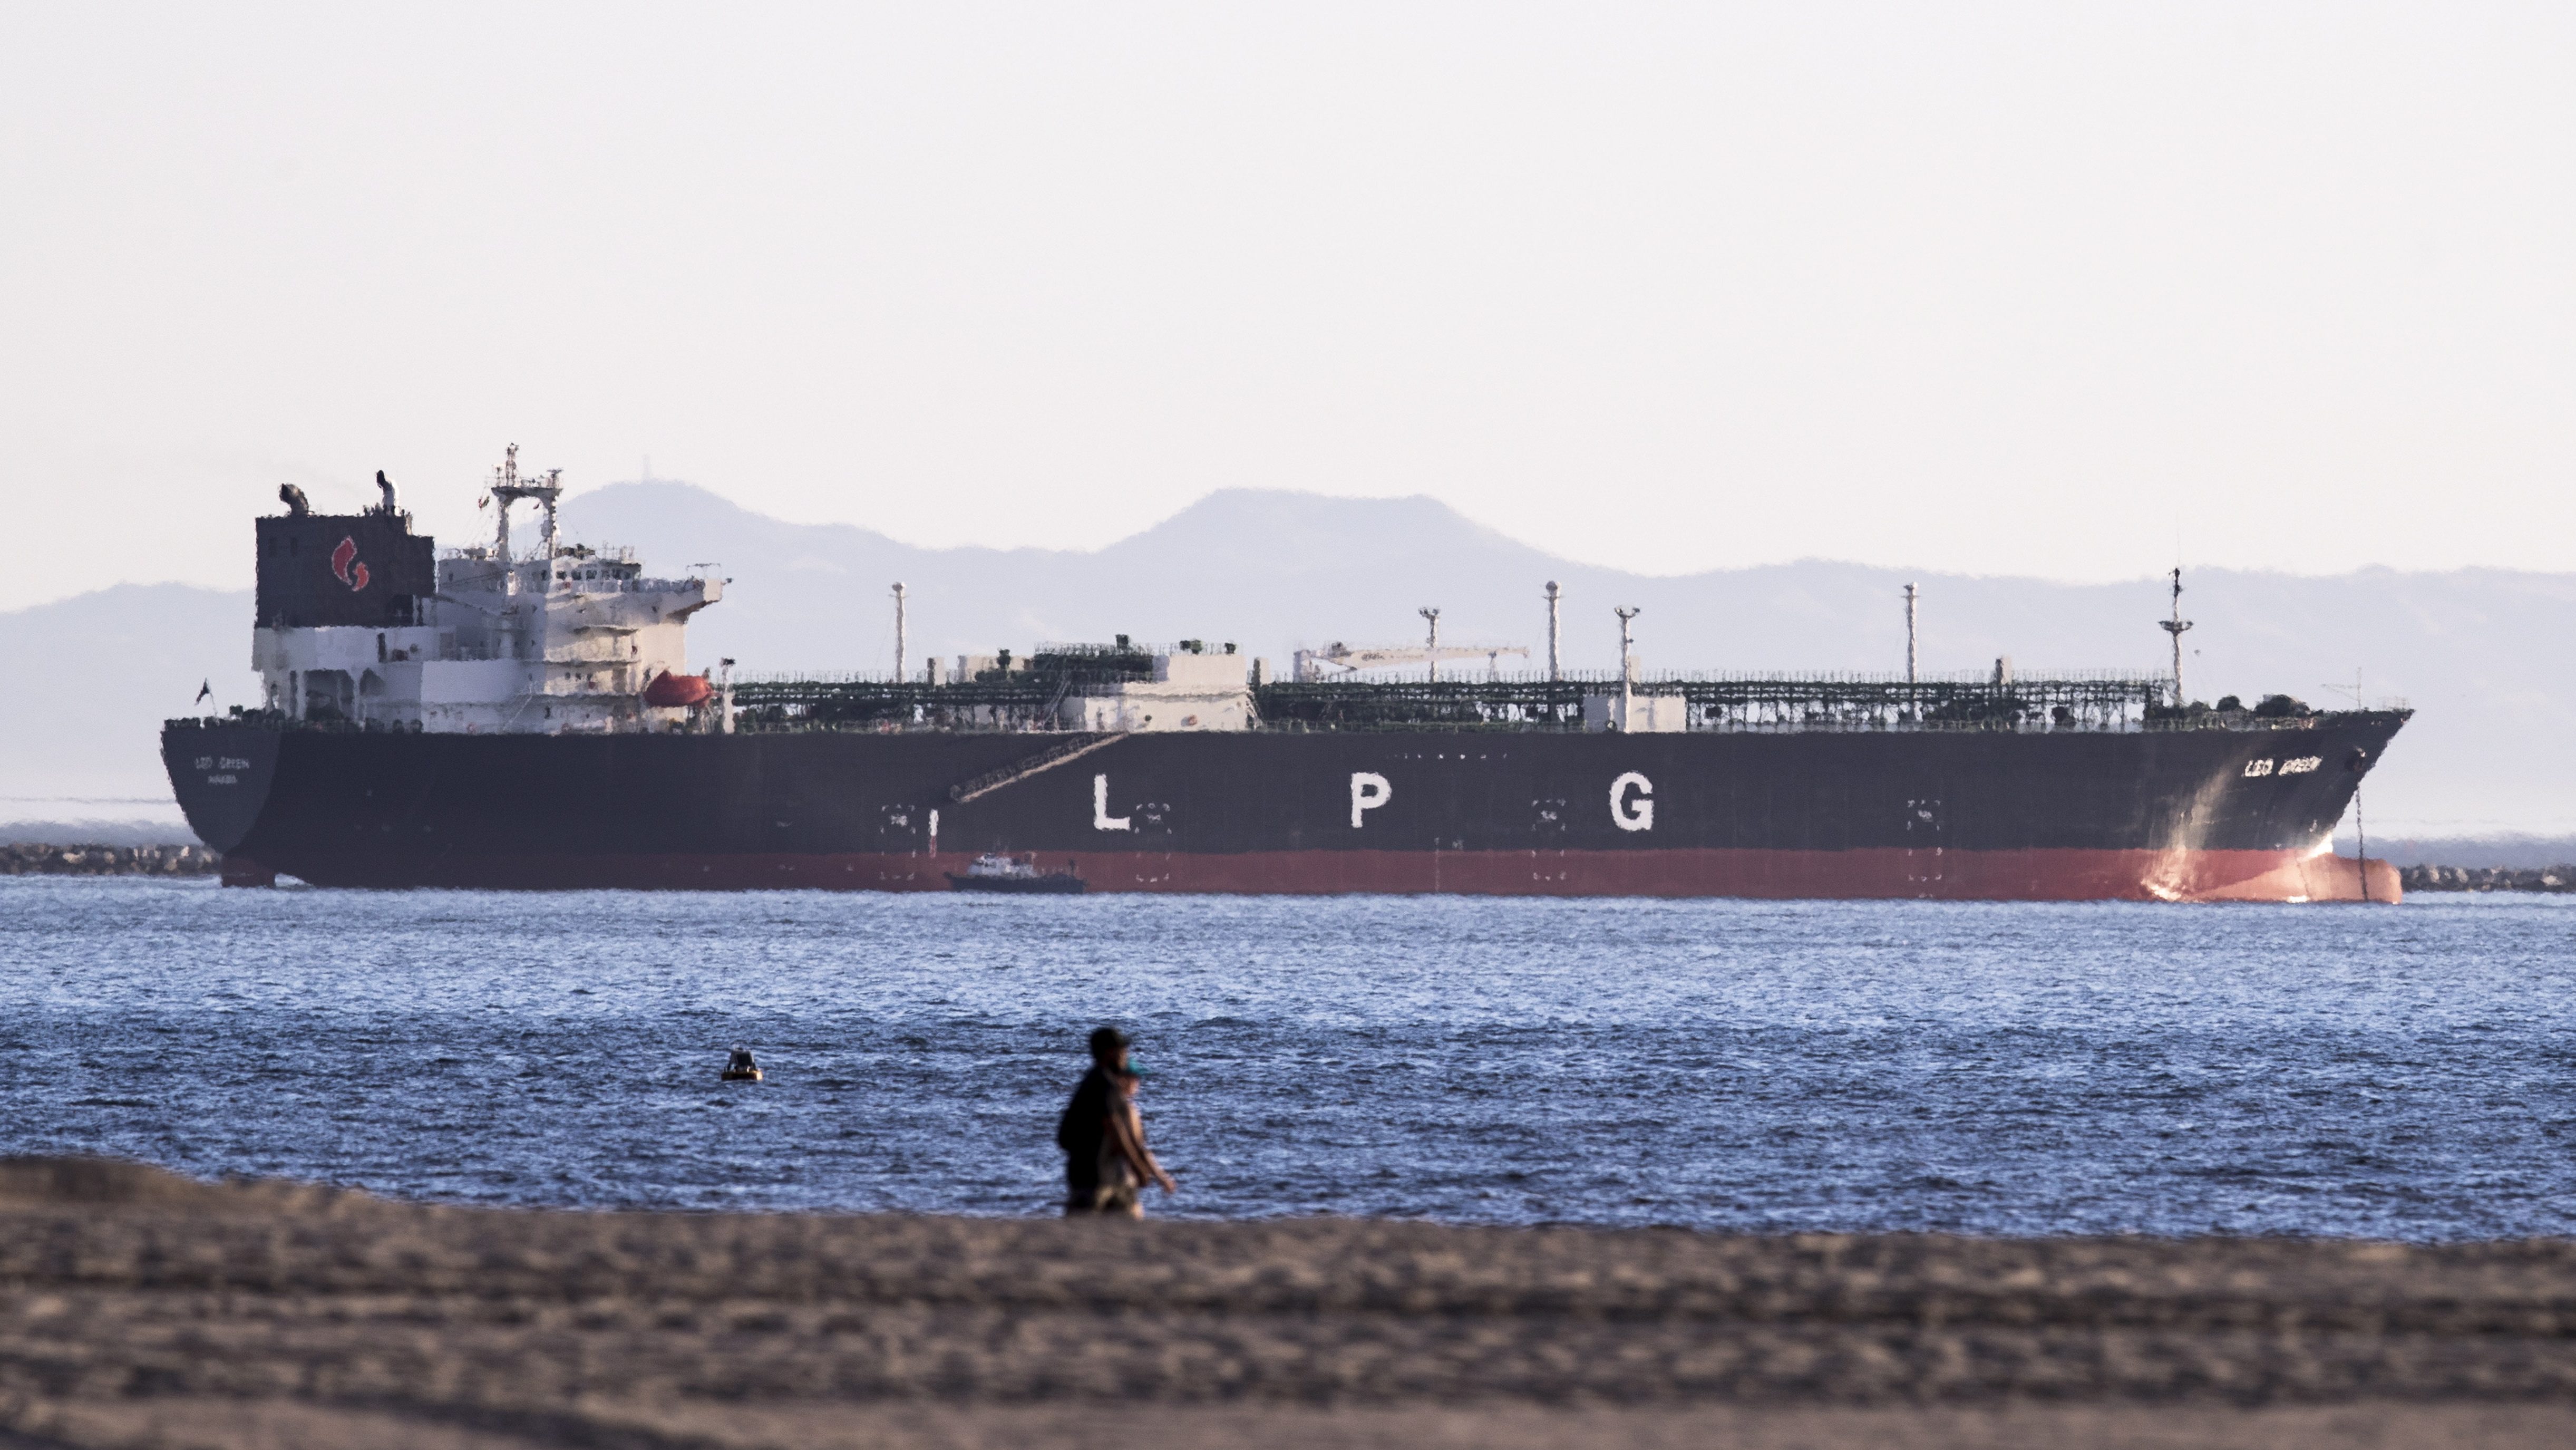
[1057, 1069, 1103, 1154]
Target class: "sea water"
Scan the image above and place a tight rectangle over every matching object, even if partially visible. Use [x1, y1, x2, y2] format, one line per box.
[3, 878, 2572, 1239]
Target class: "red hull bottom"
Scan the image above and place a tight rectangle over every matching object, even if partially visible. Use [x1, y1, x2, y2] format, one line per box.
[232, 847, 2402, 902]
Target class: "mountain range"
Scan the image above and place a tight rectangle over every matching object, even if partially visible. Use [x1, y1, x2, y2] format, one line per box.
[6, 482, 2570, 857]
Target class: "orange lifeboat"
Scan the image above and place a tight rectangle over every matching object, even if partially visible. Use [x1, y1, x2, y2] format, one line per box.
[642, 670, 716, 708]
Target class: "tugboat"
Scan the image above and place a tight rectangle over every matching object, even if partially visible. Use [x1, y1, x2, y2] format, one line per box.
[947, 853, 1086, 894]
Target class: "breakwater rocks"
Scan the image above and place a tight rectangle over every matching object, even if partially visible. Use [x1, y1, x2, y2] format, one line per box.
[2, 1158, 2574, 1449]
[2402, 863, 2576, 893]
[0, 843, 217, 876]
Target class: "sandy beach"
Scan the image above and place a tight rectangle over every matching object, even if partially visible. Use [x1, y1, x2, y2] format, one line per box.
[3, 1157, 2572, 1448]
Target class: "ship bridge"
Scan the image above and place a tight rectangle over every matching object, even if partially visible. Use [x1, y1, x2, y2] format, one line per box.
[249, 447, 724, 734]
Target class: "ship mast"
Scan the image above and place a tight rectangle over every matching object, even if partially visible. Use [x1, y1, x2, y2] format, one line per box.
[485, 442, 564, 585]
[892, 582, 908, 682]
[1418, 607, 1441, 683]
[1615, 605, 1641, 731]
[1903, 582, 1918, 686]
[2157, 567, 2193, 705]
[1544, 581, 1562, 682]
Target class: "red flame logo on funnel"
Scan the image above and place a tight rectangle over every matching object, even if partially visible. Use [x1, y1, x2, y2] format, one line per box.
[330, 536, 370, 592]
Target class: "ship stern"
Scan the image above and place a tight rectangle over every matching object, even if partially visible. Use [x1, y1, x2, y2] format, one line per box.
[160, 719, 283, 883]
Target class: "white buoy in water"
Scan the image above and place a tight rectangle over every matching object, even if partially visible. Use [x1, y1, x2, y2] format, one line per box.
[722, 1046, 762, 1082]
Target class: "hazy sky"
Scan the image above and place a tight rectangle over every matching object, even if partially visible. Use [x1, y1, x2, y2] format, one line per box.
[2, 3, 2568, 611]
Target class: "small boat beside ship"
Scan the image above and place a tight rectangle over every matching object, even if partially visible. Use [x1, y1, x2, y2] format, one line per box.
[947, 854, 1086, 894]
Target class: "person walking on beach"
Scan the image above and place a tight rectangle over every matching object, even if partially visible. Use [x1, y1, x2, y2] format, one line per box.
[1058, 1025, 1176, 1216]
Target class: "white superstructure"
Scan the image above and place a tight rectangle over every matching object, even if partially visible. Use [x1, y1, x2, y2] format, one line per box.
[255, 447, 723, 733]
[1062, 650, 1254, 732]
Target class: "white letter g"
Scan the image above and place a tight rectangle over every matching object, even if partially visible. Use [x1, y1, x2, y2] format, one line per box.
[1610, 771, 1654, 832]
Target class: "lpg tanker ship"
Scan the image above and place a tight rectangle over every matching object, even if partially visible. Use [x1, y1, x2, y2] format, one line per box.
[164, 454, 2407, 901]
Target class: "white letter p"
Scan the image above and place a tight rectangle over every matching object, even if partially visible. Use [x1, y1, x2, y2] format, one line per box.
[1349, 771, 1392, 828]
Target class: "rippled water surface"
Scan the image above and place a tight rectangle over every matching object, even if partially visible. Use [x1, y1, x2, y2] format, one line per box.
[4, 879, 2573, 1237]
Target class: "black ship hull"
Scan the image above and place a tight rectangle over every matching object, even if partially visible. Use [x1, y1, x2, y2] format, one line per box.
[164, 716, 2406, 901]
